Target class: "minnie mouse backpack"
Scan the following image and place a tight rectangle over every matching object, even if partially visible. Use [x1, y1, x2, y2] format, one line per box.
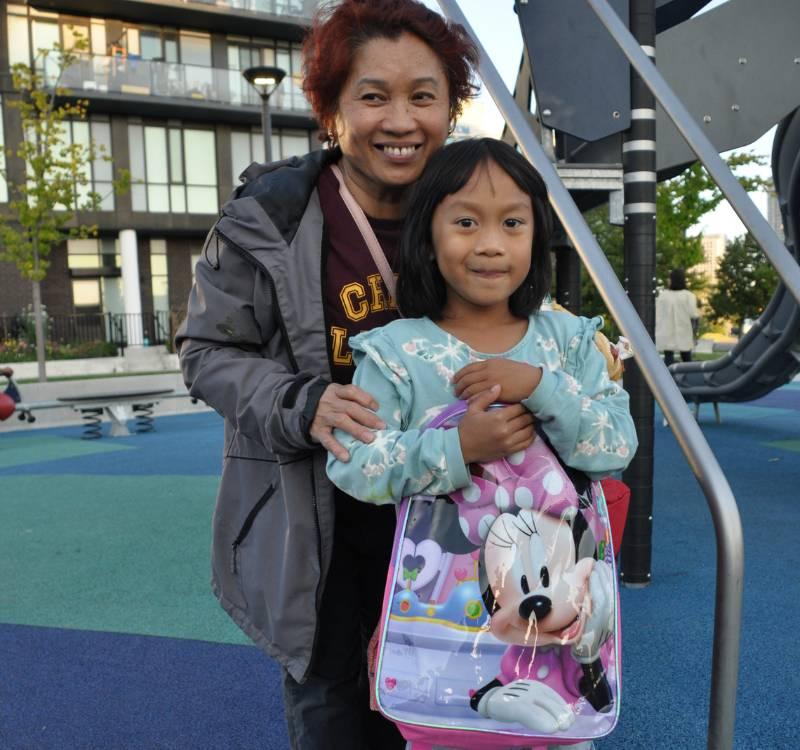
[372, 402, 622, 750]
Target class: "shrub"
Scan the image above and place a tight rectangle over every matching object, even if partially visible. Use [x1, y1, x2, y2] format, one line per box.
[0, 338, 118, 363]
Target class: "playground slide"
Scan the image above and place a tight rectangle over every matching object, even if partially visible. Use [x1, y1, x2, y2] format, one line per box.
[670, 106, 800, 403]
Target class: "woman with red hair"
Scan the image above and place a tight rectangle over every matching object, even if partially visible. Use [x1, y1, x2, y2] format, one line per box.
[178, 1, 497, 747]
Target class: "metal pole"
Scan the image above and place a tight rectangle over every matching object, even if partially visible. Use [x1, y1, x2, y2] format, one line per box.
[619, 0, 657, 587]
[434, 2, 743, 747]
[261, 94, 273, 163]
[585, 0, 800, 305]
[553, 236, 582, 314]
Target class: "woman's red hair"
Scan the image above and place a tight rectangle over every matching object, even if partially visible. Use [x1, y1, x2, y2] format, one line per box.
[302, 0, 478, 131]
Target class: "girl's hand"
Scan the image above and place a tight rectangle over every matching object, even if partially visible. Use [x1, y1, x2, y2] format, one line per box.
[310, 383, 385, 462]
[458, 386, 535, 464]
[453, 359, 542, 403]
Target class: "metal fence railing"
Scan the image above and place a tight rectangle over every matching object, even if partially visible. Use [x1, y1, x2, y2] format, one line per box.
[0, 311, 174, 353]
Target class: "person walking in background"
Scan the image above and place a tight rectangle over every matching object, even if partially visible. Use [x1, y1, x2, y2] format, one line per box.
[656, 268, 699, 366]
[176, 2, 480, 748]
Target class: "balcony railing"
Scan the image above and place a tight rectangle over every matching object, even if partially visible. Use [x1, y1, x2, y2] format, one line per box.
[171, 0, 315, 20]
[56, 55, 311, 112]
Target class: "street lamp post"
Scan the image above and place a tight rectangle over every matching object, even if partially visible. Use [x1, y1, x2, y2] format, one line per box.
[242, 65, 287, 163]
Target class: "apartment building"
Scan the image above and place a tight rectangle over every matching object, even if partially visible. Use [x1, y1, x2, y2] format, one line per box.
[697, 232, 726, 289]
[0, 0, 318, 343]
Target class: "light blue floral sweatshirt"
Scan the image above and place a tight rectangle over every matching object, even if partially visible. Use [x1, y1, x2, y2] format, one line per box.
[326, 310, 637, 505]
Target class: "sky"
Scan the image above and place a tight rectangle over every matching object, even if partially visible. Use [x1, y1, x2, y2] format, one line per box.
[423, 0, 774, 239]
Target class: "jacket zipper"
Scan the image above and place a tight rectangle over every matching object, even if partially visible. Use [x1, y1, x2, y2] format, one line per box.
[215, 225, 326, 670]
[231, 483, 277, 574]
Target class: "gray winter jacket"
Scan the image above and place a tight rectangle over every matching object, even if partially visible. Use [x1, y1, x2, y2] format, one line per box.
[176, 149, 340, 682]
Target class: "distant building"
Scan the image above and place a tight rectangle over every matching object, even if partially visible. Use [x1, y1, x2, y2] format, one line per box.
[0, 0, 319, 346]
[696, 233, 726, 289]
[451, 96, 503, 140]
[767, 190, 784, 241]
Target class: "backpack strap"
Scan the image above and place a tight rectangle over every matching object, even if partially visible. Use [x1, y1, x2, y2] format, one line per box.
[330, 163, 398, 303]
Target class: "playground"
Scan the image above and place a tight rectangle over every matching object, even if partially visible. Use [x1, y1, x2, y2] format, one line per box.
[0, 386, 798, 749]
[1, 0, 799, 747]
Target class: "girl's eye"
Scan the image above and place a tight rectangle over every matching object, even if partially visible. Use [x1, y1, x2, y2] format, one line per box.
[539, 566, 550, 588]
[520, 575, 530, 595]
[504, 218, 524, 228]
[456, 218, 475, 228]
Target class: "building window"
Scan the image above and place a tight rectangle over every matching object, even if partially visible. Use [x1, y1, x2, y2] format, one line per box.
[61, 118, 116, 211]
[7, 5, 32, 67]
[227, 36, 308, 110]
[129, 123, 218, 214]
[72, 278, 101, 310]
[150, 239, 169, 314]
[67, 237, 124, 315]
[179, 31, 211, 66]
[67, 237, 119, 270]
[230, 128, 312, 184]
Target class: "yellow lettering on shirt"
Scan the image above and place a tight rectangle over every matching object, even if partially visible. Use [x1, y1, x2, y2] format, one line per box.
[367, 273, 398, 312]
[330, 326, 353, 366]
[341, 282, 369, 321]
[367, 273, 399, 312]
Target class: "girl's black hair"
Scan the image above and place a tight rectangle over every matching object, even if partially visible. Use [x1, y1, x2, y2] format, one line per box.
[397, 137, 553, 319]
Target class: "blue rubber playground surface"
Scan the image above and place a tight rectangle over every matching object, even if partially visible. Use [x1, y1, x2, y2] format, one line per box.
[1, 385, 799, 749]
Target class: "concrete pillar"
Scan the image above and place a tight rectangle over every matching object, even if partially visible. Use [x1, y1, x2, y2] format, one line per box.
[119, 229, 143, 347]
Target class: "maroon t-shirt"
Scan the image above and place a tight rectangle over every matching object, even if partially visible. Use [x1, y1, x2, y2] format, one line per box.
[318, 165, 403, 385]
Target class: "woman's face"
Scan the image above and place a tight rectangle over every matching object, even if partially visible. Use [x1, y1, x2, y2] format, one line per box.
[333, 32, 451, 213]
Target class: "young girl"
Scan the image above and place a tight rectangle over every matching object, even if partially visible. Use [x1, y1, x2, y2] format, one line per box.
[327, 137, 636, 505]
[326, 138, 636, 749]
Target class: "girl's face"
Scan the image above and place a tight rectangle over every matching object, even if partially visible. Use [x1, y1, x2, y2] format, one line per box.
[431, 160, 535, 319]
[333, 32, 451, 217]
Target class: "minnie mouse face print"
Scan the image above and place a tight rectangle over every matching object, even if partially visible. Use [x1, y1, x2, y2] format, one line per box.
[483, 509, 597, 649]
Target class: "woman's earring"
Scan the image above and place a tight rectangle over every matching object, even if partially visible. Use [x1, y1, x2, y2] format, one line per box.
[327, 129, 338, 148]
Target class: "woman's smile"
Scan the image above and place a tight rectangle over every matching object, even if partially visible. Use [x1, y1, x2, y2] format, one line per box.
[377, 143, 423, 162]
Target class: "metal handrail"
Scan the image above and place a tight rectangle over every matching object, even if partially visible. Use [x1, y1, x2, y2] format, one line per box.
[435, 2, 744, 749]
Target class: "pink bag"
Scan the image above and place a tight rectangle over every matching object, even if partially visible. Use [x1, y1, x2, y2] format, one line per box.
[372, 402, 621, 749]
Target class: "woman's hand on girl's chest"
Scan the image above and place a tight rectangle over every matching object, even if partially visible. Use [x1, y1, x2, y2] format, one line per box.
[453, 359, 543, 403]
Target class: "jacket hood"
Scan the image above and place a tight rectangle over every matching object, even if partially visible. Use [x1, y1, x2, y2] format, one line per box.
[216, 148, 340, 252]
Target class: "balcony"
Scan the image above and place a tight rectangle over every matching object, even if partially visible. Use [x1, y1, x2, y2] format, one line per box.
[171, 0, 314, 19]
[26, 0, 314, 39]
[56, 55, 313, 124]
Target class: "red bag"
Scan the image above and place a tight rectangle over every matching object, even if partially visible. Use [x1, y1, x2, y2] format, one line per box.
[599, 478, 631, 552]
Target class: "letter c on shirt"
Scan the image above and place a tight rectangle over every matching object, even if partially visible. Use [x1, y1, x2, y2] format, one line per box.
[340, 282, 369, 322]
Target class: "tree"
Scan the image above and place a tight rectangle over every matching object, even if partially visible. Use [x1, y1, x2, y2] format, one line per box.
[0, 32, 130, 381]
[580, 153, 769, 337]
[707, 233, 779, 333]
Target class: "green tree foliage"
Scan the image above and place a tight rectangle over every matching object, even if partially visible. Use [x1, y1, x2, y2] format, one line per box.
[579, 153, 769, 337]
[707, 233, 779, 333]
[0, 32, 130, 381]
